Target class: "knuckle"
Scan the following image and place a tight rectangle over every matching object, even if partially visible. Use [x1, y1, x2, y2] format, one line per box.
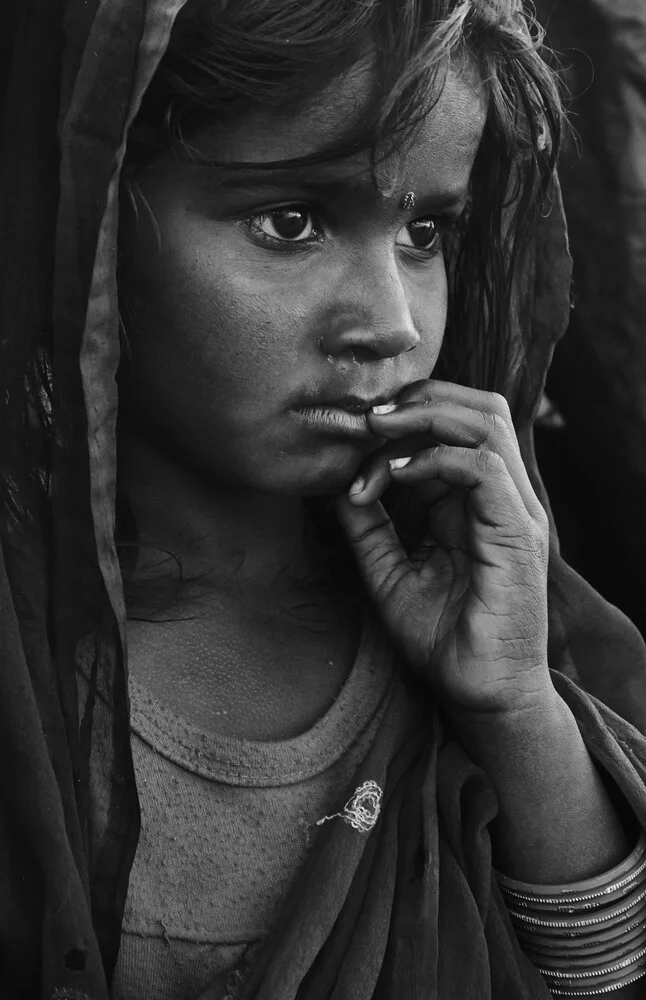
[526, 521, 545, 555]
[477, 408, 508, 446]
[374, 562, 406, 603]
[474, 447, 491, 473]
[489, 409, 508, 439]
[351, 516, 391, 550]
[432, 443, 451, 462]
[485, 391, 511, 421]
[522, 521, 549, 561]
[421, 397, 444, 417]
[474, 447, 503, 474]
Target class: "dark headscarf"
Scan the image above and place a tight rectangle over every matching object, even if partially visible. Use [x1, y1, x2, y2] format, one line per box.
[2, 3, 646, 999]
[534, 0, 646, 636]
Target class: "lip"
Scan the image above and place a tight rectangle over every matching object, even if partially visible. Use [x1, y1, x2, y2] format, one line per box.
[314, 393, 397, 414]
[299, 389, 404, 413]
[291, 384, 409, 437]
[291, 405, 379, 439]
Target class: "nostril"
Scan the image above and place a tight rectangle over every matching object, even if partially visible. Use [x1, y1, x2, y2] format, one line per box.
[64, 948, 86, 972]
[350, 345, 379, 365]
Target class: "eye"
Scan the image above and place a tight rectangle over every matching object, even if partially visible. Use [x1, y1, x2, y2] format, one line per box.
[397, 217, 441, 252]
[253, 207, 317, 242]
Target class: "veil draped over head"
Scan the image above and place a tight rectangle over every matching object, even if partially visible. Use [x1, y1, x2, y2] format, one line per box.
[2, 2, 646, 999]
[534, 0, 646, 636]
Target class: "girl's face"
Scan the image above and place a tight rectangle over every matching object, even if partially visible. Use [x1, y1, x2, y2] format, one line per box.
[119, 64, 486, 497]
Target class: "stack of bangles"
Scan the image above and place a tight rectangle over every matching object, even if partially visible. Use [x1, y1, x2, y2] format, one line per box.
[495, 832, 646, 995]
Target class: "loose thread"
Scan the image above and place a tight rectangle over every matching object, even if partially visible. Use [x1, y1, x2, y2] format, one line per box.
[316, 780, 383, 833]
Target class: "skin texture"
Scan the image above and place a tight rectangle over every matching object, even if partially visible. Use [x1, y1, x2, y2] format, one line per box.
[121, 60, 637, 959]
[338, 380, 553, 715]
[118, 65, 484, 593]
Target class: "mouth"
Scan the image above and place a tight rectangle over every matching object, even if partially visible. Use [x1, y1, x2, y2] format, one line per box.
[290, 391, 401, 439]
[290, 405, 376, 438]
[290, 385, 409, 439]
[312, 393, 397, 414]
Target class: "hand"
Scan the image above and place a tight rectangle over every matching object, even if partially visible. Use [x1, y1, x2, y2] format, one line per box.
[335, 379, 552, 719]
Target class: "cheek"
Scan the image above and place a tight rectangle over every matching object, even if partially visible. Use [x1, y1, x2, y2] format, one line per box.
[191, 269, 314, 377]
[407, 257, 449, 360]
[124, 218, 317, 395]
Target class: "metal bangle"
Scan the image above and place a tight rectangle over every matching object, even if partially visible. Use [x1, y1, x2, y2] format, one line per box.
[536, 945, 646, 979]
[549, 965, 646, 996]
[495, 833, 646, 899]
[507, 885, 646, 930]
[522, 921, 646, 960]
[501, 855, 646, 908]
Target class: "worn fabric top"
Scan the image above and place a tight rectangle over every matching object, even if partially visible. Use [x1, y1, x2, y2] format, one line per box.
[96, 610, 395, 999]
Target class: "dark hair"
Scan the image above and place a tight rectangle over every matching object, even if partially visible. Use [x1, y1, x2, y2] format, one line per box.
[115, 0, 566, 616]
[121, 0, 562, 382]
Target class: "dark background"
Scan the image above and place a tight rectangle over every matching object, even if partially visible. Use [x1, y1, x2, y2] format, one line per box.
[534, 0, 646, 638]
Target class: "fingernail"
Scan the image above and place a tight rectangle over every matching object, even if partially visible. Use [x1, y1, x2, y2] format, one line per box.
[389, 456, 412, 470]
[372, 402, 397, 415]
[349, 476, 365, 496]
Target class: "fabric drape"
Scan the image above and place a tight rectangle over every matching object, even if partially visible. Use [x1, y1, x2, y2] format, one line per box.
[535, 0, 646, 636]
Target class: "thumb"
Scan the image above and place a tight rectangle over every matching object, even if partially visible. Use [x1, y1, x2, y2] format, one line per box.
[334, 493, 411, 608]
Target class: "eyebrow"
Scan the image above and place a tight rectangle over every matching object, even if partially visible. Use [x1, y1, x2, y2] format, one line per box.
[202, 165, 470, 212]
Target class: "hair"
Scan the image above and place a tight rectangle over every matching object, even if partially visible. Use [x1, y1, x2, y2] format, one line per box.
[113, 0, 565, 616]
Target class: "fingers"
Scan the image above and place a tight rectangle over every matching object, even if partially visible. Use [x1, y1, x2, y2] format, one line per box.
[348, 430, 427, 504]
[388, 445, 545, 552]
[393, 379, 512, 416]
[351, 383, 543, 521]
[334, 493, 414, 610]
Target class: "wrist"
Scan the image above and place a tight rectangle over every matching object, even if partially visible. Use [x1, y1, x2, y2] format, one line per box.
[444, 673, 561, 758]
[446, 683, 634, 884]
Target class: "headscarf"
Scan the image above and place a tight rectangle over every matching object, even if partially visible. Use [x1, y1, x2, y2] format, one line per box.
[2, 3, 646, 999]
[534, 0, 646, 637]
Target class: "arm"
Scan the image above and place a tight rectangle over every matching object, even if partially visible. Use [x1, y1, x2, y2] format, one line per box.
[335, 381, 646, 998]
[453, 689, 644, 999]
[453, 687, 634, 885]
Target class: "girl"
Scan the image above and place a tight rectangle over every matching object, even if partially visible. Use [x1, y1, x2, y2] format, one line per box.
[2, 1, 646, 999]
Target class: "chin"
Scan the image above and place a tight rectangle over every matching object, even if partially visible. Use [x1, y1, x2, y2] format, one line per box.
[246, 435, 382, 497]
[297, 437, 386, 495]
[288, 462, 365, 499]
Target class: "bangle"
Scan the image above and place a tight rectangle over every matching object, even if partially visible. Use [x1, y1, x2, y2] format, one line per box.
[495, 833, 646, 996]
[496, 834, 646, 901]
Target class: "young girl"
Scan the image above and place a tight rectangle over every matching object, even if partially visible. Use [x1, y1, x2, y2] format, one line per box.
[3, 1, 646, 999]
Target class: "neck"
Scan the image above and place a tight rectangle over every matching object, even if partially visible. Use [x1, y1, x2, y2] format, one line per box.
[118, 429, 334, 616]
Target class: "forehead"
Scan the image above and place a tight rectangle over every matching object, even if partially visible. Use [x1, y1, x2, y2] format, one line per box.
[190, 62, 487, 198]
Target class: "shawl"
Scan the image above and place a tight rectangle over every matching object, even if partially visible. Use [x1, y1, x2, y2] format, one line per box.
[2, 3, 646, 999]
[534, 0, 646, 636]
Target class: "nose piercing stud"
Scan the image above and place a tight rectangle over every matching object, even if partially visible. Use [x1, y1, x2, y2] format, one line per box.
[400, 191, 416, 210]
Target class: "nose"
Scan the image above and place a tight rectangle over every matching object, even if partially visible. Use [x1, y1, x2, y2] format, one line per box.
[321, 257, 422, 364]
